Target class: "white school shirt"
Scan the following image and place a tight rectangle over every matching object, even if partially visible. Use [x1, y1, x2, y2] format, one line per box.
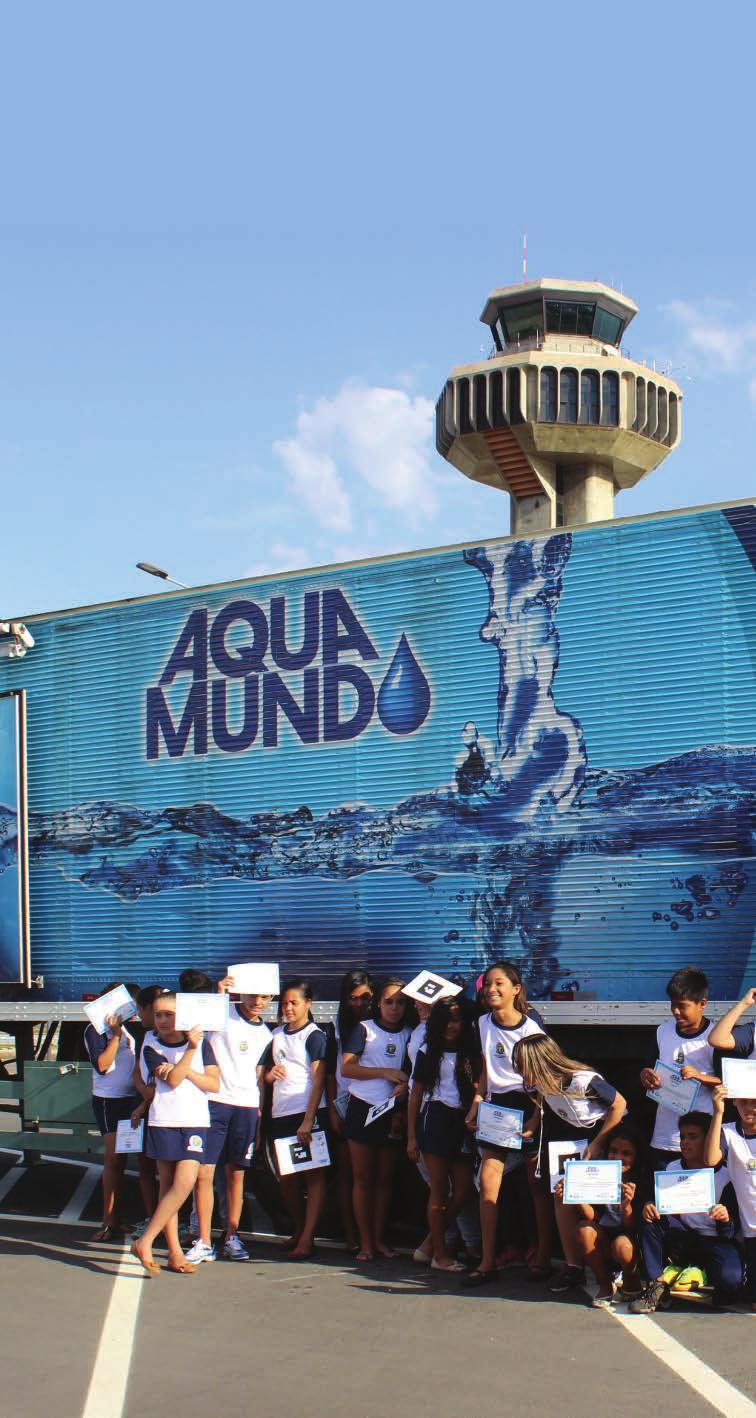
[720, 1123, 756, 1237]
[478, 1012, 543, 1098]
[141, 1032, 215, 1128]
[344, 1020, 411, 1106]
[542, 1070, 617, 1128]
[208, 1006, 272, 1108]
[664, 1158, 731, 1237]
[414, 1048, 463, 1109]
[651, 1018, 716, 1152]
[269, 1022, 327, 1119]
[84, 1024, 138, 1099]
[407, 1020, 427, 1072]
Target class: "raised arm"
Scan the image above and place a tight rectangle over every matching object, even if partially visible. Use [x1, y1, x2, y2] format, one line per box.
[708, 988, 756, 1051]
[704, 1084, 726, 1167]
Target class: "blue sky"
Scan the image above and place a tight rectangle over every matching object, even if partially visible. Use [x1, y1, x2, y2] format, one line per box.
[3, 2, 756, 616]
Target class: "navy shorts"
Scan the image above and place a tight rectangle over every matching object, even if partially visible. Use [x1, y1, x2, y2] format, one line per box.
[267, 1108, 328, 1142]
[418, 1101, 471, 1162]
[205, 1102, 258, 1168]
[91, 1094, 138, 1137]
[145, 1125, 209, 1162]
[343, 1095, 399, 1146]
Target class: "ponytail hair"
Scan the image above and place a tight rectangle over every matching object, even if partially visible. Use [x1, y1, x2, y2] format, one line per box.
[484, 960, 529, 1015]
[279, 977, 316, 1024]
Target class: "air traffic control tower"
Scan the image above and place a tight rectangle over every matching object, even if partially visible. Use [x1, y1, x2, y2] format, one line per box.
[436, 279, 682, 532]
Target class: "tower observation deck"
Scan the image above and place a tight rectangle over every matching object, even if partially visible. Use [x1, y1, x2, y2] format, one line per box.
[436, 278, 682, 532]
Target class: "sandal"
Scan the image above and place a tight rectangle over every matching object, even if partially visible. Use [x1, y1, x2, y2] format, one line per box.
[460, 1268, 499, 1288]
[166, 1261, 197, 1274]
[354, 1250, 375, 1263]
[375, 1245, 397, 1260]
[130, 1242, 160, 1277]
[431, 1258, 466, 1273]
[91, 1225, 122, 1243]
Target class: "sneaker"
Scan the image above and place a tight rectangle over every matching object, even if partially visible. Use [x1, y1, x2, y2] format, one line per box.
[661, 1264, 682, 1286]
[591, 1292, 616, 1309]
[130, 1218, 150, 1240]
[184, 1239, 216, 1264]
[223, 1234, 250, 1262]
[629, 1279, 669, 1314]
[674, 1266, 707, 1291]
[548, 1265, 584, 1294]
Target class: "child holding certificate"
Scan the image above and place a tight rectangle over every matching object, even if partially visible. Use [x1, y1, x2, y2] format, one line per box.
[462, 961, 550, 1287]
[554, 1123, 648, 1308]
[631, 1109, 742, 1313]
[132, 991, 220, 1276]
[325, 969, 374, 1253]
[262, 979, 329, 1260]
[341, 977, 411, 1261]
[407, 997, 480, 1272]
[186, 978, 274, 1264]
[512, 1033, 627, 1296]
[705, 1085, 756, 1312]
[84, 982, 141, 1242]
[639, 966, 720, 1168]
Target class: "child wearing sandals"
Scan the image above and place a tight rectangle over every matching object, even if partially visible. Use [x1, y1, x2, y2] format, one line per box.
[131, 991, 220, 1276]
[407, 996, 480, 1272]
[554, 1121, 648, 1308]
[84, 982, 141, 1242]
[461, 961, 550, 1287]
[341, 976, 411, 1261]
[513, 1033, 627, 1297]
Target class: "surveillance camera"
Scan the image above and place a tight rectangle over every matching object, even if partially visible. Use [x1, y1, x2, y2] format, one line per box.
[10, 622, 34, 650]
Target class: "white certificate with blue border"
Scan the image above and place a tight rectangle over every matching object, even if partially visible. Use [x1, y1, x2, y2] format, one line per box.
[646, 1059, 700, 1115]
[365, 1096, 396, 1126]
[654, 1167, 716, 1215]
[475, 1102, 524, 1150]
[722, 1057, 756, 1099]
[563, 1159, 622, 1205]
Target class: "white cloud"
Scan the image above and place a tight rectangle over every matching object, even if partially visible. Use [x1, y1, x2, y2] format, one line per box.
[247, 540, 314, 576]
[664, 298, 756, 391]
[272, 379, 437, 532]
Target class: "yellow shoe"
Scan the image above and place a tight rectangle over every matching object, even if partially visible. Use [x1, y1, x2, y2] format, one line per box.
[660, 1265, 681, 1286]
[674, 1266, 707, 1291]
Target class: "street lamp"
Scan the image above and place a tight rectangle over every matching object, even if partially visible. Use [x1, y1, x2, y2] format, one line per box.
[136, 562, 189, 590]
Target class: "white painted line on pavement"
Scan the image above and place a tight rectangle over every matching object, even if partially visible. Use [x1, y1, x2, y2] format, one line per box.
[609, 1308, 756, 1417]
[59, 1164, 101, 1222]
[0, 1211, 94, 1227]
[81, 1242, 144, 1418]
[0, 1165, 25, 1204]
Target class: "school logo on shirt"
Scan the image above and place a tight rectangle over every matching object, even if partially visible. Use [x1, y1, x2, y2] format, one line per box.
[239, 1041, 249, 1053]
[747, 1158, 756, 1171]
[275, 1049, 287, 1063]
[495, 1043, 505, 1056]
[674, 1049, 685, 1065]
[187, 1135, 204, 1153]
[386, 1043, 397, 1056]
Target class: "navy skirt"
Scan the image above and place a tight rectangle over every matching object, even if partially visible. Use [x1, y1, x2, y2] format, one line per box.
[417, 1101, 471, 1162]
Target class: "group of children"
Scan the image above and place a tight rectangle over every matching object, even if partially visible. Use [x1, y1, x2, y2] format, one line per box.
[83, 961, 756, 1312]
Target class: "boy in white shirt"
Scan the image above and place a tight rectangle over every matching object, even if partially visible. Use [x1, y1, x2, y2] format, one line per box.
[639, 966, 720, 1167]
[706, 1083, 756, 1312]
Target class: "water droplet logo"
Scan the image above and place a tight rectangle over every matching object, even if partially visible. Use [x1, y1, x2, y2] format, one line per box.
[377, 634, 431, 736]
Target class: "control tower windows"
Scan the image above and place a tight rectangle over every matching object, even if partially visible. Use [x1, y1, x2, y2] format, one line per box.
[580, 370, 600, 424]
[559, 368, 578, 422]
[506, 367, 523, 422]
[666, 392, 679, 446]
[633, 377, 646, 432]
[594, 308, 623, 345]
[540, 367, 558, 422]
[601, 372, 619, 426]
[502, 301, 544, 344]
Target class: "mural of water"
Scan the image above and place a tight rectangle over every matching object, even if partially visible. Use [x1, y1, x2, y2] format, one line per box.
[1, 506, 755, 998]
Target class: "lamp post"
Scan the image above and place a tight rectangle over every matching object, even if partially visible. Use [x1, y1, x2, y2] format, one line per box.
[136, 562, 189, 590]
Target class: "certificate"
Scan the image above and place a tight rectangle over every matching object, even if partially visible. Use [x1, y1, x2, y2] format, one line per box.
[115, 1119, 143, 1155]
[722, 1057, 756, 1100]
[563, 1159, 622, 1205]
[647, 1059, 700, 1115]
[83, 985, 137, 1037]
[227, 961, 280, 996]
[402, 970, 462, 1005]
[475, 1102, 523, 1150]
[174, 992, 230, 1032]
[274, 1130, 330, 1176]
[654, 1167, 716, 1215]
[333, 1092, 350, 1122]
[365, 1096, 396, 1126]
[548, 1137, 588, 1192]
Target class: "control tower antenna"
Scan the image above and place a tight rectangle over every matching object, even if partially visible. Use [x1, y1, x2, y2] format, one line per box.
[522, 232, 527, 284]
[435, 279, 682, 534]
